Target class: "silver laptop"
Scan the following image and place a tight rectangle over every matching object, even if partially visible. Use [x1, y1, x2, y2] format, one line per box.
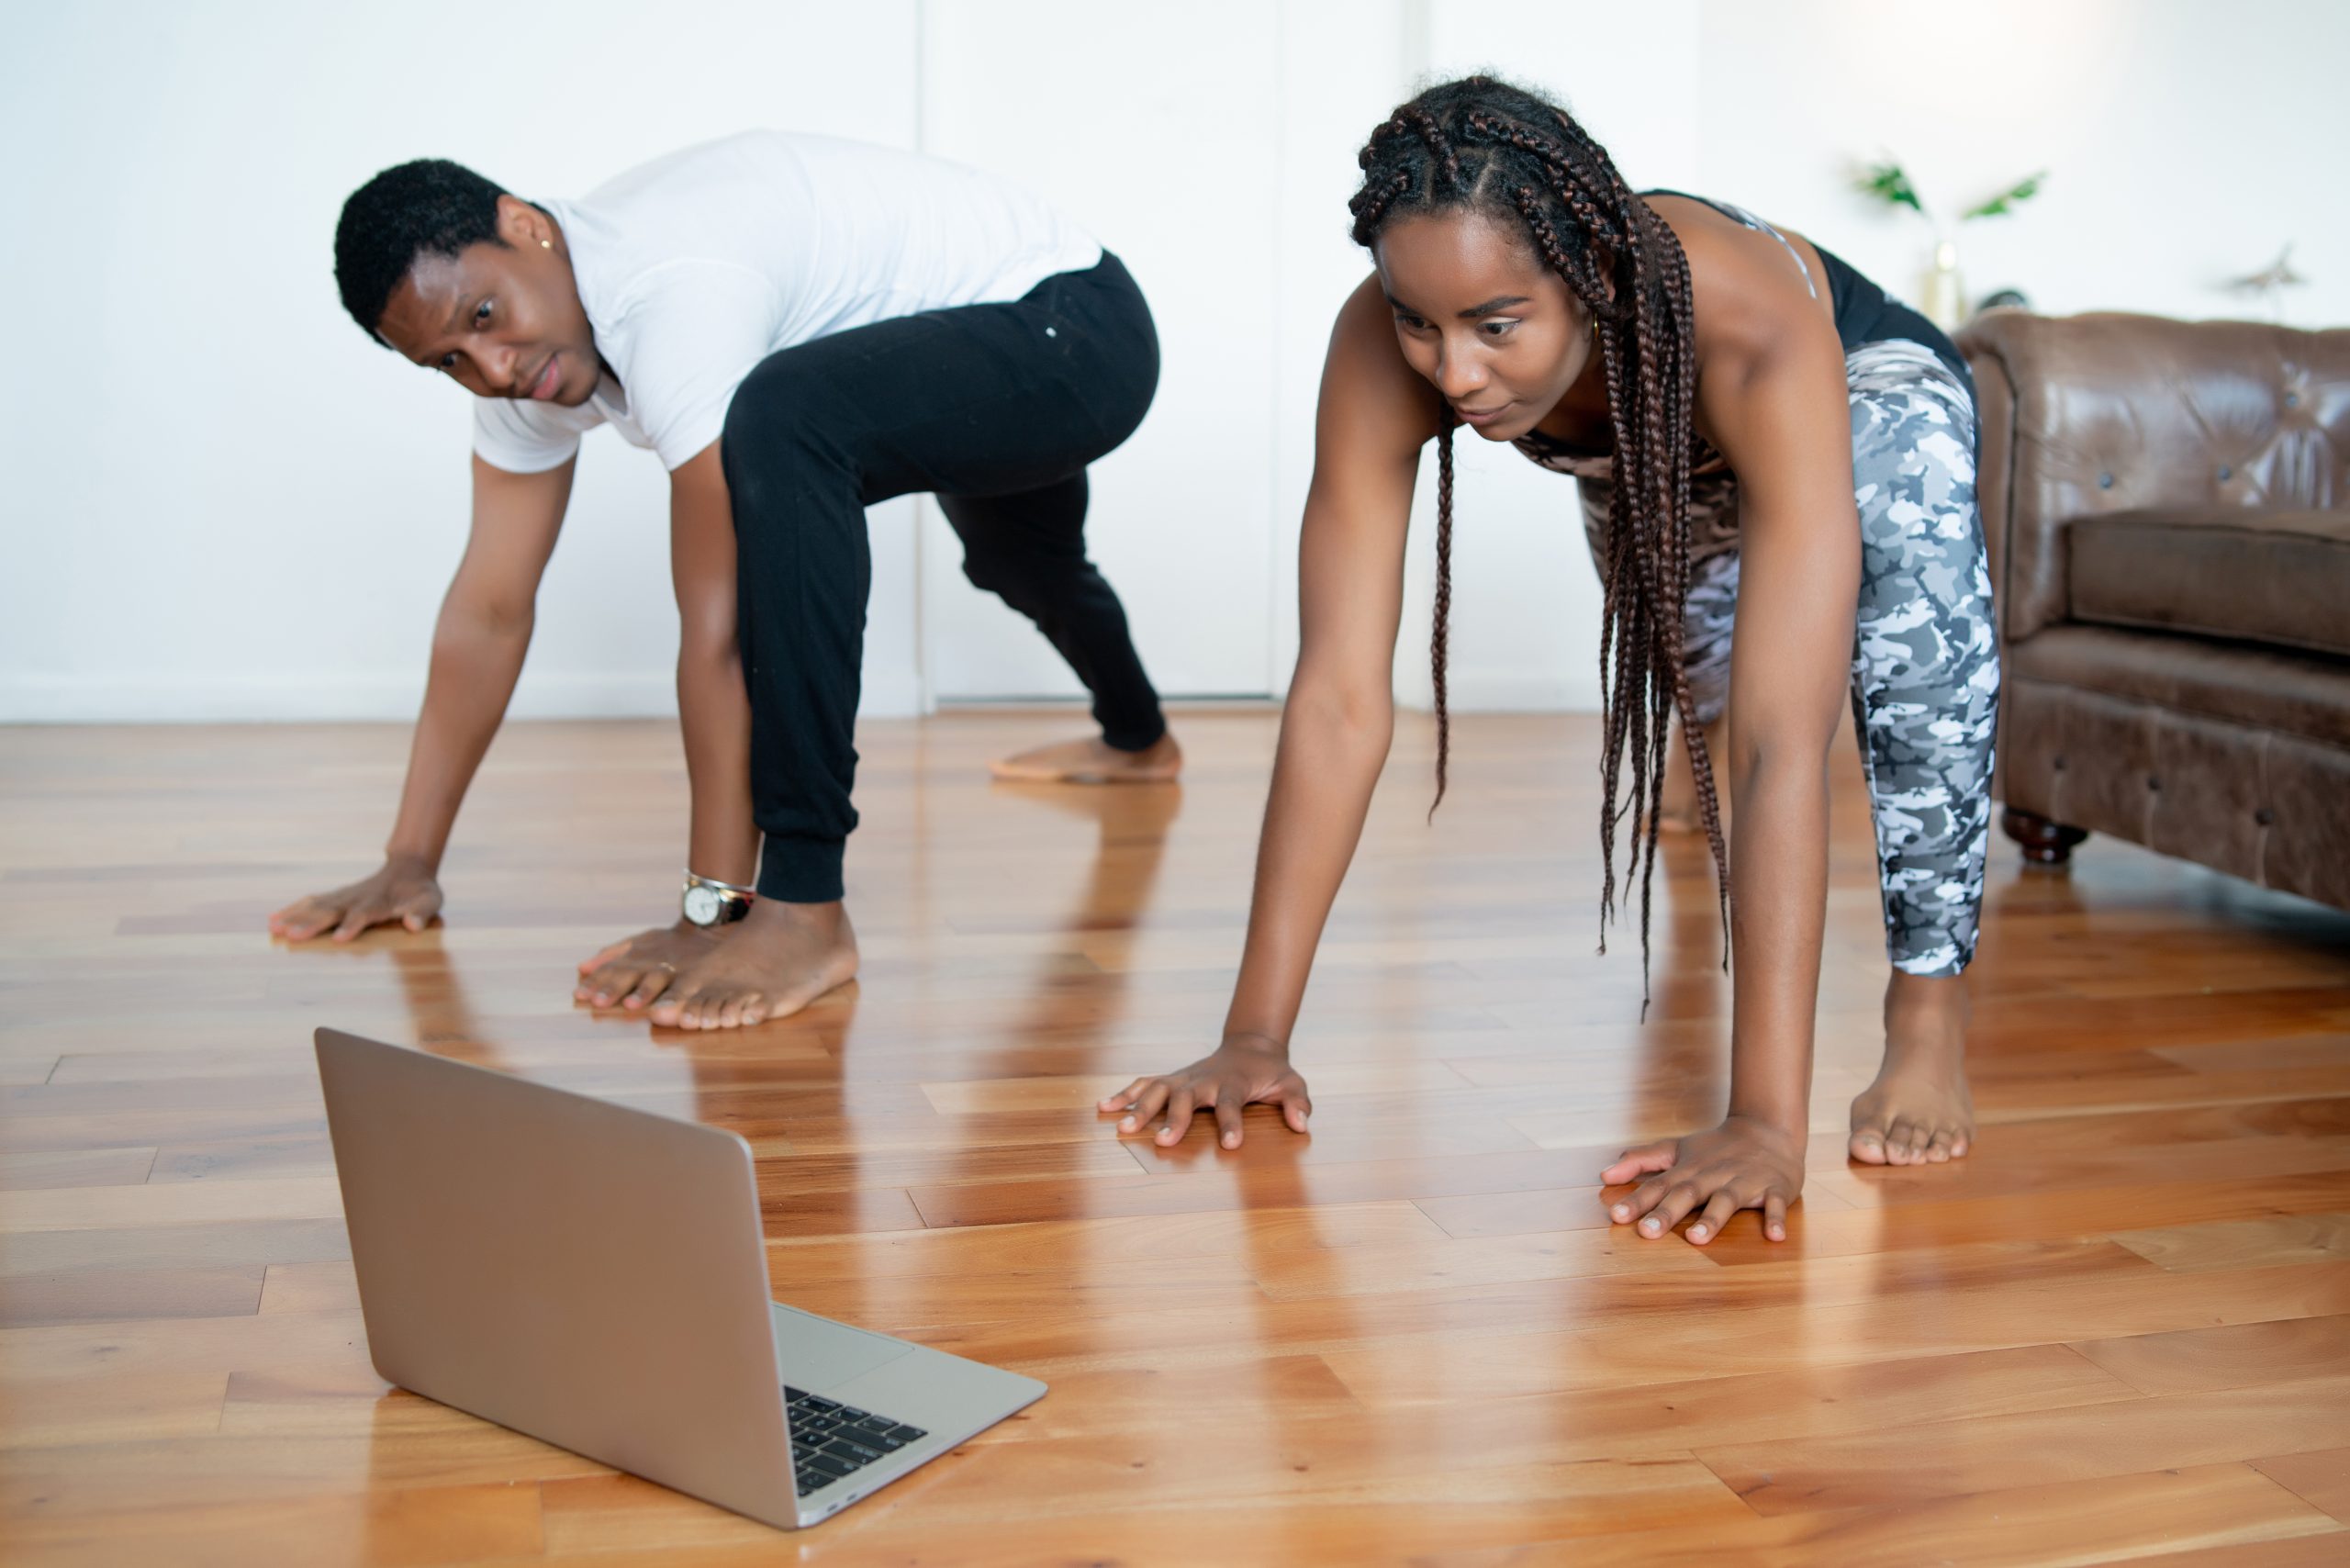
[313, 1026, 1044, 1530]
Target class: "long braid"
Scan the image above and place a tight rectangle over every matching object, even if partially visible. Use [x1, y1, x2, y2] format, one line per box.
[1349, 75, 1727, 1003]
[1429, 419, 1456, 815]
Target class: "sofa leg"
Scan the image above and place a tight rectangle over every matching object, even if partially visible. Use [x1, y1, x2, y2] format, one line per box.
[2002, 808, 2088, 867]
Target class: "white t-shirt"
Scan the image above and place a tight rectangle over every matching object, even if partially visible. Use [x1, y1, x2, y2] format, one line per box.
[472, 131, 1102, 475]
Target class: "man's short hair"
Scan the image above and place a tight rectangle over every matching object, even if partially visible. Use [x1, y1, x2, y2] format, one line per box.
[334, 158, 510, 343]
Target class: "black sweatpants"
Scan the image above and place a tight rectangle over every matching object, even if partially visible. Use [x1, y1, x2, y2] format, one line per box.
[720, 252, 1165, 904]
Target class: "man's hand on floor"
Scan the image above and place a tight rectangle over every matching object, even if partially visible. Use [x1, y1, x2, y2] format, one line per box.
[269, 857, 442, 942]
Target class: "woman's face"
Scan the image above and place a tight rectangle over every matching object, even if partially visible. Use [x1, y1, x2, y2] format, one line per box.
[374, 195, 599, 407]
[1374, 209, 1592, 442]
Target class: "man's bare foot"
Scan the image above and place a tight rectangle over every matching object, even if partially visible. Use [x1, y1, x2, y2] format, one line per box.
[1850, 973, 1975, 1165]
[646, 900, 858, 1030]
[575, 921, 724, 1011]
[990, 731, 1181, 784]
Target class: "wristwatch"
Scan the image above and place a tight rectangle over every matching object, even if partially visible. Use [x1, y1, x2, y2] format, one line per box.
[680, 869, 755, 928]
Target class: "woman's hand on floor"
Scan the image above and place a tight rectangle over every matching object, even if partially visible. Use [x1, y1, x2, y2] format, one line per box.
[1602, 1115, 1807, 1244]
[1100, 1036, 1312, 1148]
[268, 858, 442, 943]
[575, 922, 723, 1010]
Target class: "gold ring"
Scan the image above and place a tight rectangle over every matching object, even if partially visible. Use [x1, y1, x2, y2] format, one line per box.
[653, 960, 677, 974]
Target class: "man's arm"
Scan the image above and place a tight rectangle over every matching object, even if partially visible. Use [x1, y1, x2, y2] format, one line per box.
[666, 442, 759, 886]
[270, 454, 573, 940]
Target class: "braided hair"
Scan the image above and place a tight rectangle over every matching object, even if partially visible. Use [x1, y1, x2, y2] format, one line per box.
[1347, 75, 1728, 992]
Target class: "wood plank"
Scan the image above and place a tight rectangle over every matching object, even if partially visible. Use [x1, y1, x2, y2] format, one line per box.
[1695, 1376, 2350, 1515]
[2072, 1316, 2350, 1394]
[2251, 1448, 2350, 1528]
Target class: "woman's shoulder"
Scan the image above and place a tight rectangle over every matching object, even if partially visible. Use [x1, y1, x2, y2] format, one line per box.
[1642, 194, 1837, 370]
[1319, 273, 1446, 454]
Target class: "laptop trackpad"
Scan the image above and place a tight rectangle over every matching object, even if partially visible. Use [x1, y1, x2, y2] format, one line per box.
[771, 1304, 914, 1391]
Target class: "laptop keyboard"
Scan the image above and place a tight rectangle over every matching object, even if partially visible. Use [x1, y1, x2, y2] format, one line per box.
[786, 1385, 929, 1496]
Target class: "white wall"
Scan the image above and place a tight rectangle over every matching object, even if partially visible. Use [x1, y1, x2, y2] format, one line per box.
[0, 0, 923, 722]
[916, 0, 1288, 703]
[5, 1, 2344, 722]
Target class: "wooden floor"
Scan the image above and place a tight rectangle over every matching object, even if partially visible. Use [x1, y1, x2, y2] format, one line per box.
[4, 711, 2350, 1567]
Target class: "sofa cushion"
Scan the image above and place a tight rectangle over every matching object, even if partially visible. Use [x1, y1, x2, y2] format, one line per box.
[2068, 509, 2350, 657]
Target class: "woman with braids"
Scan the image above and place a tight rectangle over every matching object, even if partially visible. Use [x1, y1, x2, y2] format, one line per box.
[1102, 76, 1998, 1245]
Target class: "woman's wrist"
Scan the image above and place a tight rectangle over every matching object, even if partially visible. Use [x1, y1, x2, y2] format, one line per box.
[1724, 1101, 1810, 1144]
[1219, 1028, 1291, 1057]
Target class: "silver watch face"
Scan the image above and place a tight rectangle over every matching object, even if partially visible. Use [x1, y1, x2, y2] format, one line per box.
[683, 885, 723, 926]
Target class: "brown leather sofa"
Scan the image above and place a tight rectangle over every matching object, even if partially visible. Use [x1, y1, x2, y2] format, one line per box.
[1958, 310, 2350, 911]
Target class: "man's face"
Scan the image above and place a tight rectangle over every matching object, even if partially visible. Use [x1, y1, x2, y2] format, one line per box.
[374, 195, 599, 407]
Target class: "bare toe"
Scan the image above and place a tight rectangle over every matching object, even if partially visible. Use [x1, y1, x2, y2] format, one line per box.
[1849, 1127, 1891, 1165]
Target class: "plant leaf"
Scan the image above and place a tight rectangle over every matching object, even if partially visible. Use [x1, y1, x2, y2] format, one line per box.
[1855, 159, 1926, 216]
[1961, 170, 2046, 222]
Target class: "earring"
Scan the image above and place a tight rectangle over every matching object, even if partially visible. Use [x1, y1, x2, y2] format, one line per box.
[540, 239, 552, 250]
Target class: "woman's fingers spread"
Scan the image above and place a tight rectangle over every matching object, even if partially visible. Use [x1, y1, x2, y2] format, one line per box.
[580, 938, 634, 975]
[622, 968, 673, 1010]
[1214, 1098, 1245, 1149]
[1636, 1182, 1703, 1239]
[1685, 1189, 1740, 1246]
[1099, 1080, 1147, 1113]
[1157, 1088, 1199, 1146]
[1763, 1191, 1790, 1242]
[1116, 1081, 1171, 1134]
[1281, 1089, 1312, 1133]
[1601, 1141, 1679, 1188]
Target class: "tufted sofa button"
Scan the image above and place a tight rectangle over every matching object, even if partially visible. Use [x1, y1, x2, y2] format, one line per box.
[2255, 806, 2277, 825]
[2146, 775, 2162, 792]
[2052, 756, 2066, 771]
[2098, 472, 2115, 489]
[2284, 390, 2300, 408]
[2217, 464, 2232, 480]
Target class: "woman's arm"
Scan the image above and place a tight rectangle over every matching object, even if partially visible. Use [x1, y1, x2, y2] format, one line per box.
[270, 454, 574, 940]
[1602, 207, 1861, 1243]
[1102, 275, 1441, 1148]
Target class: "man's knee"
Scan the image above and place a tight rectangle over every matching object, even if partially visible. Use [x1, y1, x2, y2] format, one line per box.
[961, 548, 1091, 621]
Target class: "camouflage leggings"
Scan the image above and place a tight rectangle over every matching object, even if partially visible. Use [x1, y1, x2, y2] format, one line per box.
[1672, 339, 1999, 977]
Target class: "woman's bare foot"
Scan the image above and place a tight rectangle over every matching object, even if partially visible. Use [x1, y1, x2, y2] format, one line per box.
[575, 921, 724, 1011]
[990, 731, 1181, 784]
[646, 900, 858, 1030]
[1850, 973, 1975, 1165]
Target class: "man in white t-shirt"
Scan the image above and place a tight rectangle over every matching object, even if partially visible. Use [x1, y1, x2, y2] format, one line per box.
[272, 134, 1176, 1027]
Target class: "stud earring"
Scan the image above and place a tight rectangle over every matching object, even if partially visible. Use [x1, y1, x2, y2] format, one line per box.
[540, 239, 552, 250]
